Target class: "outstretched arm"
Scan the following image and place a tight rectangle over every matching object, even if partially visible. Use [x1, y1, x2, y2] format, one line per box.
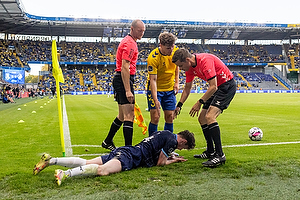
[174, 81, 193, 118]
[189, 77, 218, 117]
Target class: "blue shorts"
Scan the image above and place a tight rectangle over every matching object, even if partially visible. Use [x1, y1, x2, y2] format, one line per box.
[147, 90, 176, 111]
[101, 146, 143, 171]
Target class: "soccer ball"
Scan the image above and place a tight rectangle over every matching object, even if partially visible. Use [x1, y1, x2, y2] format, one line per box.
[248, 127, 263, 141]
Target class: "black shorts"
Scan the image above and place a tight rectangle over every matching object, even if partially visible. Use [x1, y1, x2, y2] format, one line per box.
[112, 72, 135, 105]
[203, 78, 236, 111]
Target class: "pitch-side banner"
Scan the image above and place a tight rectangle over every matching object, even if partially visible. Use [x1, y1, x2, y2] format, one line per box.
[4, 69, 25, 84]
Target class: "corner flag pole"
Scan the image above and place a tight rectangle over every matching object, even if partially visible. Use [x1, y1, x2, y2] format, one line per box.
[51, 40, 66, 157]
[56, 79, 65, 157]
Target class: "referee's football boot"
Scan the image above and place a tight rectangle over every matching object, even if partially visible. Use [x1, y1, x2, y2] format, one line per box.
[33, 153, 52, 175]
[102, 140, 116, 151]
[202, 154, 226, 168]
[194, 150, 215, 159]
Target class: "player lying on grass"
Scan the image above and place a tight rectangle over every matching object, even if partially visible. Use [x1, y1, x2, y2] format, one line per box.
[33, 130, 195, 186]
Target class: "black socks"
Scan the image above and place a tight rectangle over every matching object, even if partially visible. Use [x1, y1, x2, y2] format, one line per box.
[208, 122, 224, 156]
[105, 117, 123, 143]
[123, 121, 133, 146]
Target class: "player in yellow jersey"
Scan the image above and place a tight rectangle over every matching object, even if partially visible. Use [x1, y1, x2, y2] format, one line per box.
[146, 32, 179, 136]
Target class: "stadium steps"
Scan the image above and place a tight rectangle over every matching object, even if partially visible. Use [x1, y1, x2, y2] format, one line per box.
[196, 44, 205, 53]
[289, 55, 297, 69]
[109, 54, 114, 62]
[103, 44, 108, 54]
[237, 73, 252, 87]
[79, 73, 84, 86]
[252, 56, 260, 62]
[272, 74, 291, 90]
[14, 52, 24, 67]
[92, 73, 97, 86]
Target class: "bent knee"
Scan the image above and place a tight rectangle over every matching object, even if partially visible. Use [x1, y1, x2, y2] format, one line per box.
[97, 166, 110, 176]
[205, 113, 217, 124]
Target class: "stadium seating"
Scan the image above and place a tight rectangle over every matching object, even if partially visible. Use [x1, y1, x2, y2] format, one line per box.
[0, 39, 294, 92]
[0, 39, 287, 66]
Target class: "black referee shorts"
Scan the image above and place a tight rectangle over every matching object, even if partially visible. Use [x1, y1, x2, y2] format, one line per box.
[203, 78, 236, 111]
[112, 73, 135, 105]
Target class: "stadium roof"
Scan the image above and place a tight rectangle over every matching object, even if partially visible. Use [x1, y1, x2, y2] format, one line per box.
[1, 0, 300, 41]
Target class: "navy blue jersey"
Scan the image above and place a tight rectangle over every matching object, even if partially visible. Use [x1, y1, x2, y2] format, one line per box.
[101, 130, 178, 170]
[136, 130, 178, 167]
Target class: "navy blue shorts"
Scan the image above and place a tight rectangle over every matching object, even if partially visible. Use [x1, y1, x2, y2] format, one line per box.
[101, 146, 143, 171]
[113, 73, 135, 105]
[147, 90, 176, 111]
[203, 78, 236, 111]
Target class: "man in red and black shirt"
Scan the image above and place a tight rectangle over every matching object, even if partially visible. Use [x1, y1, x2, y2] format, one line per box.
[102, 19, 145, 150]
[172, 48, 236, 167]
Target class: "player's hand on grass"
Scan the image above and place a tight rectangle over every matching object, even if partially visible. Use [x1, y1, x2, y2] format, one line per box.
[172, 156, 187, 163]
[167, 156, 187, 165]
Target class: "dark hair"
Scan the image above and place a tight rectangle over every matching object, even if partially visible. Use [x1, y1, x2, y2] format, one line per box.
[177, 130, 195, 149]
[172, 48, 192, 63]
[159, 32, 177, 46]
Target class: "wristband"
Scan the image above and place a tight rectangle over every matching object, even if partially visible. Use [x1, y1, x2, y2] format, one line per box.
[199, 99, 205, 104]
[176, 102, 183, 109]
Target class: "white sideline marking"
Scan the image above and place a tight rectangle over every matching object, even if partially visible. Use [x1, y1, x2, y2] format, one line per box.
[62, 96, 73, 156]
[223, 141, 300, 148]
[73, 153, 107, 157]
[72, 144, 102, 148]
[71, 141, 300, 157]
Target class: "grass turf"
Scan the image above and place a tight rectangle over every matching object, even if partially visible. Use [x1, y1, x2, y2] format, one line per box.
[0, 93, 299, 199]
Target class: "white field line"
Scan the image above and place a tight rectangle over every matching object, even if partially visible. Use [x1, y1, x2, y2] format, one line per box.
[73, 153, 107, 157]
[62, 96, 73, 156]
[72, 145, 103, 147]
[71, 141, 300, 157]
[222, 141, 300, 148]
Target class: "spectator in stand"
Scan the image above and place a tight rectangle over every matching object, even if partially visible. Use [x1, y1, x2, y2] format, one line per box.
[3, 93, 15, 103]
[28, 89, 36, 98]
[5, 84, 11, 95]
[50, 85, 56, 97]
[15, 86, 20, 99]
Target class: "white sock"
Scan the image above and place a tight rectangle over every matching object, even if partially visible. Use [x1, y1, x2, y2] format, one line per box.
[49, 157, 86, 168]
[65, 164, 98, 177]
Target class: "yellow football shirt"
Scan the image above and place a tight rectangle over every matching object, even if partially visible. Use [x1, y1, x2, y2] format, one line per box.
[147, 46, 178, 91]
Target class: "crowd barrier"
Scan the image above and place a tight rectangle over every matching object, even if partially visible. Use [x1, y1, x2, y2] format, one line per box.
[71, 90, 300, 95]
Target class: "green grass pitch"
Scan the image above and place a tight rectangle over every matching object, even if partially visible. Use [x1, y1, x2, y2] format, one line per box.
[0, 93, 299, 199]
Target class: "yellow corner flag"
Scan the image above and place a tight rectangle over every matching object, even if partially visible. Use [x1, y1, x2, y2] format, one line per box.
[52, 40, 65, 157]
[52, 40, 64, 83]
[134, 102, 148, 135]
